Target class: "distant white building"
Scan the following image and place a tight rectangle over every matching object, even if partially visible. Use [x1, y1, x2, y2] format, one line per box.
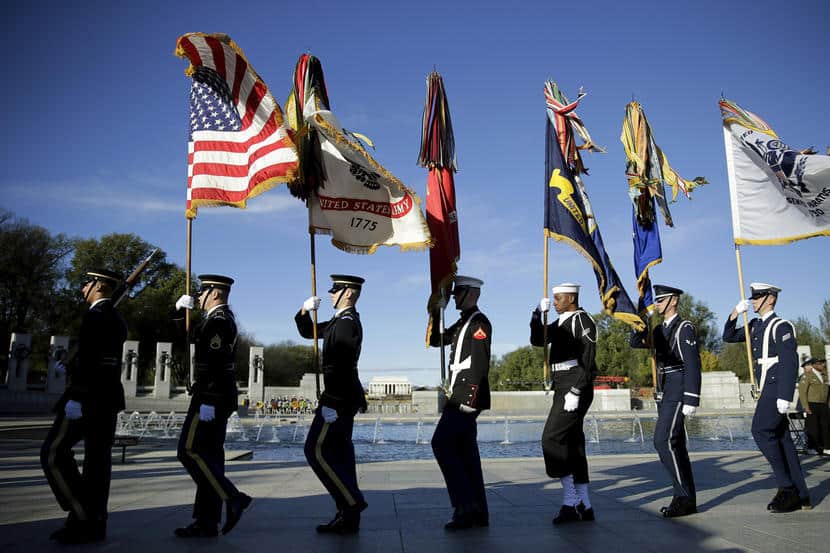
[368, 376, 412, 398]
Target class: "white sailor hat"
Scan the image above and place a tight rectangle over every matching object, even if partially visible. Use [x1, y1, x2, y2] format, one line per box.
[749, 282, 781, 299]
[452, 275, 483, 292]
[552, 282, 580, 295]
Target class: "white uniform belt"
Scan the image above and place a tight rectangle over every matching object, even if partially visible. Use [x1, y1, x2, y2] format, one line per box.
[552, 359, 579, 372]
[449, 358, 471, 373]
[661, 365, 684, 374]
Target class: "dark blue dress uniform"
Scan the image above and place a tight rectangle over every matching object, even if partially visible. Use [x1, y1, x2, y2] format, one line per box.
[295, 303, 368, 526]
[530, 308, 596, 484]
[429, 306, 492, 526]
[177, 301, 247, 532]
[41, 271, 127, 542]
[723, 309, 810, 509]
[632, 314, 701, 510]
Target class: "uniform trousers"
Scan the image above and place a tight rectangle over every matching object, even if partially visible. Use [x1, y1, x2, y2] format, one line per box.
[177, 408, 240, 524]
[304, 407, 364, 512]
[542, 385, 594, 483]
[751, 388, 809, 498]
[805, 402, 830, 453]
[431, 406, 487, 512]
[654, 399, 696, 499]
[41, 410, 118, 522]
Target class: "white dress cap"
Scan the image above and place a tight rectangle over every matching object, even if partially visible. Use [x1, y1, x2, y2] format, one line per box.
[552, 282, 580, 294]
[749, 282, 781, 297]
[453, 275, 484, 289]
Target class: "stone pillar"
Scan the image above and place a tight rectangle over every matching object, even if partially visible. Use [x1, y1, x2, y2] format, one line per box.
[121, 340, 139, 399]
[154, 342, 172, 399]
[47, 336, 69, 394]
[6, 333, 31, 391]
[248, 346, 264, 402]
[825, 344, 829, 366]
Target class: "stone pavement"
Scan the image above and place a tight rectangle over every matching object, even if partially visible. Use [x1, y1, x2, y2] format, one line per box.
[1, 421, 828, 553]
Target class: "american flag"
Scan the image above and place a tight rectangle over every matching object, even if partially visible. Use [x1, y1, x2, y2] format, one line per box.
[176, 33, 298, 218]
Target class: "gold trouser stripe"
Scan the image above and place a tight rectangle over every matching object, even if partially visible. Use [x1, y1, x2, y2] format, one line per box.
[185, 414, 228, 501]
[48, 418, 86, 519]
[315, 422, 356, 507]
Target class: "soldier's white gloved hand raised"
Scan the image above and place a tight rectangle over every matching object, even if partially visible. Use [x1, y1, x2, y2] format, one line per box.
[54, 360, 66, 376]
[563, 392, 579, 412]
[682, 404, 697, 417]
[321, 406, 338, 423]
[776, 399, 790, 415]
[302, 296, 321, 313]
[734, 299, 750, 315]
[199, 404, 216, 422]
[64, 400, 82, 420]
[458, 404, 477, 414]
[176, 295, 195, 311]
[538, 297, 551, 313]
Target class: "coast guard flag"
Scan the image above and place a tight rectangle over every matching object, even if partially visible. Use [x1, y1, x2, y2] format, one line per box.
[721, 98, 830, 244]
[544, 117, 643, 330]
[175, 33, 298, 219]
[286, 54, 431, 254]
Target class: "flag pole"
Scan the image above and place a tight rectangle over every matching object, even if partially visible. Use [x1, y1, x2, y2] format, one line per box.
[185, 218, 193, 388]
[308, 205, 322, 400]
[439, 301, 447, 390]
[646, 316, 658, 395]
[542, 233, 551, 390]
[734, 244, 757, 396]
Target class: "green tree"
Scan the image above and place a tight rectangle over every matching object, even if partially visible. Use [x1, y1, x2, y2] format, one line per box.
[819, 299, 830, 345]
[262, 340, 316, 386]
[594, 313, 651, 387]
[717, 342, 750, 381]
[489, 346, 546, 391]
[793, 316, 825, 362]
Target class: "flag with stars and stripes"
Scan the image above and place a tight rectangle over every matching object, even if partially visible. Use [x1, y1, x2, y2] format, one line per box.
[176, 33, 298, 218]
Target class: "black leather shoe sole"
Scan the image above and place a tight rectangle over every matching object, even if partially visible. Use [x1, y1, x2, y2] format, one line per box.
[222, 494, 253, 535]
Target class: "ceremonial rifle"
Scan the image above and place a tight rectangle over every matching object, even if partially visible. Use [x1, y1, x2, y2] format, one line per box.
[112, 248, 159, 307]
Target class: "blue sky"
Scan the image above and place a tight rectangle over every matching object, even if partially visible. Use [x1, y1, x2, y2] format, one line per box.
[3, 0, 828, 386]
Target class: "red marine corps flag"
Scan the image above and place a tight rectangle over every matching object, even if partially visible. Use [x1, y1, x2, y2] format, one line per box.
[175, 33, 298, 218]
[419, 72, 460, 346]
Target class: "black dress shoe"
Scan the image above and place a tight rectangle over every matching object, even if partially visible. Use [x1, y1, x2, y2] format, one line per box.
[662, 497, 697, 518]
[316, 513, 360, 535]
[55, 522, 106, 545]
[472, 510, 489, 527]
[222, 493, 252, 535]
[552, 504, 581, 525]
[444, 511, 475, 530]
[800, 496, 812, 510]
[576, 501, 595, 521]
[767, 488, 786, 511]
[770, 487, 801, 513]
[174, 521, 219, 538]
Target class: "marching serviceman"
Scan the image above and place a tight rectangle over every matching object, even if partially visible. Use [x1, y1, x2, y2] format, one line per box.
[631, 285, 701, 517]
[723, 282, 811, 512]
[173, 275, 252, 538]
[296, 274, 368, 535]
[429, 276, 492, 530]
[531, 283, 597, 525]
[797, 357, 830, 455]
[41, 268, 128, 544]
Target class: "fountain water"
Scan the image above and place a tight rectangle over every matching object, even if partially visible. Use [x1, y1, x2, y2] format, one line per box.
[500, 417, 512, 445]
[225, 413, 247, 441]
[372, 416, 386, 444]
[585, 415, 600, 443]
[625, 414, 645, 444]
[708, 415, 734, 443]
[291, 412, 307, 443]
[414, 418, 430, 445]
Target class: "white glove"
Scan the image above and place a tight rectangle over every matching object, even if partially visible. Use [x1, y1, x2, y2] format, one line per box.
[458, 404, 477, 413]
[199, 404, 216, 422]
[176, 294, 195, 311]
[734, 299, 750, 315]
[302, 296, 321, 312]
[54, 361, 66, 375]
[776, 399, 790, 414]
[539, 297, 551, 313]
[321, 406, 338, 423]
[563, 392, 579, 412]
[682, 404, 697, 417]
[64, 400, 82, 420]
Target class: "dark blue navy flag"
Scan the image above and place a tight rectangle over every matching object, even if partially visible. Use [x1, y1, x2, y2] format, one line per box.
[544, 118, 644, 330]
[632, 204, 662, 315]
